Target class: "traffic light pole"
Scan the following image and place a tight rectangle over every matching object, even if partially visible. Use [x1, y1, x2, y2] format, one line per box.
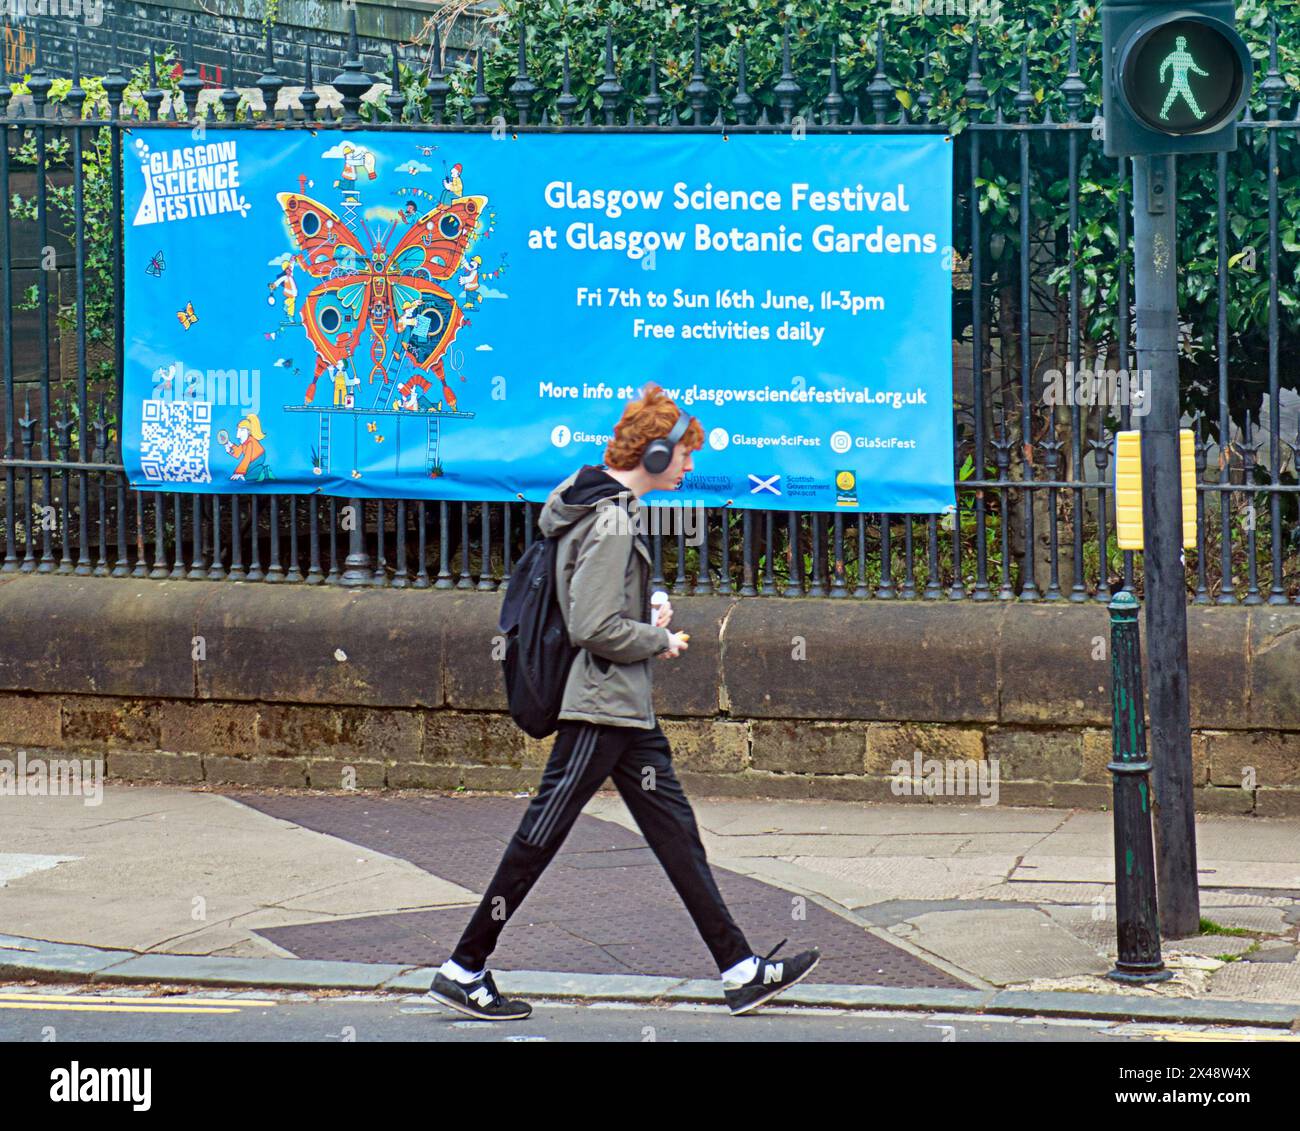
[1130, 154, 1200, 938]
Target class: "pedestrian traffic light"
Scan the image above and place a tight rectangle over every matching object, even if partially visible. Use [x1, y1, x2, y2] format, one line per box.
[1114, 429, 1196, 551]
[1103, 1, 1253, 157]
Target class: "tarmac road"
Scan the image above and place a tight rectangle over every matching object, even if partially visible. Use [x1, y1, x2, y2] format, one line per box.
[2, 984, 1297, 1043]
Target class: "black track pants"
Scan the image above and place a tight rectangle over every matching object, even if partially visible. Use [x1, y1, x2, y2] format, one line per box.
[450, 719, 752, 973]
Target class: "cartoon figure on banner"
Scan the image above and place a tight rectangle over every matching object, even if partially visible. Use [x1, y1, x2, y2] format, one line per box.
[438, 162, 463, 205]
[219, 414, 274, 482]
[333, 143, 377, 188]
[331, 359, 360, 407]
[395, 186, 439, 226]
[457, 252, 508, 312]
[268, 256, 301, 321]
[457, 255, 482, 305]
[396, 299, 422, 334]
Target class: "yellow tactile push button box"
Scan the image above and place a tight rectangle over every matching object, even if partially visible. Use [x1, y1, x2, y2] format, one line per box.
[1114, 429, 1196, 551]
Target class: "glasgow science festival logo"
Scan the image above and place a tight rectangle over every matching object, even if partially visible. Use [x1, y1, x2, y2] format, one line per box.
[131, 138, 250, 227]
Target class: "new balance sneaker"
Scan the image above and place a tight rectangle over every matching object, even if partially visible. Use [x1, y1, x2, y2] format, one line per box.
[724, 938, 820, 1016]
[427, 970, 532, 1021]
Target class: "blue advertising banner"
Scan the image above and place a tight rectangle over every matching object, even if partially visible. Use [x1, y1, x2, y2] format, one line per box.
[123, 129, 954, 513]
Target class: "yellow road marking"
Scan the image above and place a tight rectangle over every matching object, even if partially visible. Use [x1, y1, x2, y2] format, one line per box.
[0, 992, 274, 1008]
[0, 1001, 241, 1015]
[1136, 1028, 1300, 1042]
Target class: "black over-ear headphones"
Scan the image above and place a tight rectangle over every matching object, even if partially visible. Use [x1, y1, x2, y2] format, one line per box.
[640, 411, 693, 474]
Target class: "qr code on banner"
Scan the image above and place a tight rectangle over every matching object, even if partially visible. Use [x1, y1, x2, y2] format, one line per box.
[140, 400, 214, 484]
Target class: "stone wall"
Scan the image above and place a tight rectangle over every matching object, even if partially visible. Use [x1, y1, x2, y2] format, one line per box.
[0, 573, 1297, 814]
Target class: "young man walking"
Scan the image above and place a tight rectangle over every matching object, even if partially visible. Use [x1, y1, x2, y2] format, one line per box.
[429, 383, 819, 1020]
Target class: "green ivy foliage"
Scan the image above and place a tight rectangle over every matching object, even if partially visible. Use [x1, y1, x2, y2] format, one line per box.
[374, 0, 1300, 430]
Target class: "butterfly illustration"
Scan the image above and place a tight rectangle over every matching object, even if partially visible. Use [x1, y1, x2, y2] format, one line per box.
[145, 250, 166, 277]
[177, 302, 199, 330]
[277, 191, 485, 410]
[366, 421, 378, 433]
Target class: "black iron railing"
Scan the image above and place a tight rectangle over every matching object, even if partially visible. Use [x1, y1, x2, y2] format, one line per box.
[2, 11, 1298, 601]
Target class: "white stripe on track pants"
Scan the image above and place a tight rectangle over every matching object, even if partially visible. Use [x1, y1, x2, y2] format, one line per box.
[451, 719, 752, 973]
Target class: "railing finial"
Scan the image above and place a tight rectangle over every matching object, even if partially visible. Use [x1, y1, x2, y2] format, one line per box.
[424, 23, 449, 124]
[733, 40, 754, 126]
[867, 19, 895, 125]
[642, 45, 662, 126]
[1059, 21, 1087, 121]
[508, 18, 536, 125]
[1262, 16, 1286, 114]
[557, 42, 578, 126]
[596, 24, 623, 126]
[470, 46, 491, 124]
[685, 8, 711, 125]
[300, 44, 320, 120]
[331, 6, 375, 122]
[257, 22, 288, 119]
[964, 29, 987, 108]
[386, 42, 407, 121]
[773, 21, 801, 126]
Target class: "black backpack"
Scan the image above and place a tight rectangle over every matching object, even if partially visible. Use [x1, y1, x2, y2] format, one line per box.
[498, 535, 580, 738]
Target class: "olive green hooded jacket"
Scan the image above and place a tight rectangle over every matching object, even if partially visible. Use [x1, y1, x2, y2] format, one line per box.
[538, 464, 673, 729]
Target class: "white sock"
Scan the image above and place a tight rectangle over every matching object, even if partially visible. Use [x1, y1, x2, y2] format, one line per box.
[440, 958, 485, 984]
[721, 956, 759, 988]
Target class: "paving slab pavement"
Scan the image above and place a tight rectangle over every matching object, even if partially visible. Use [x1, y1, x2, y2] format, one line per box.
[228, 791, 966, 989]
[580, 792, 1300, 1003]
[0, 789, 478, 957]
[0, 783, 1297, 1013]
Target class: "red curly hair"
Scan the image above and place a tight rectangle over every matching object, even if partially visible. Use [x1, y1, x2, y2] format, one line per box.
[603, 383, 704, 471]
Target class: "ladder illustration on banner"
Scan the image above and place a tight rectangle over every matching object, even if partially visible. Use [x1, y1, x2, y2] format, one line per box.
[372, 340, 435, 413]
[317, 412, 331, 474]
[370, 340, 407, 412]
[340, 189, 362, 233]
[424, 416, 441, 475]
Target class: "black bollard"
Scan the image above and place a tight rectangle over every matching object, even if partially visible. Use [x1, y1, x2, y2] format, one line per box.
[1106, 591, 1173, 983]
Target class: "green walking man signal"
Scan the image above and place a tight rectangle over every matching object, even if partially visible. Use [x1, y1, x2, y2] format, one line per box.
[1102, 1, 1253, 157]
[1158, 35, 1210, 122]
